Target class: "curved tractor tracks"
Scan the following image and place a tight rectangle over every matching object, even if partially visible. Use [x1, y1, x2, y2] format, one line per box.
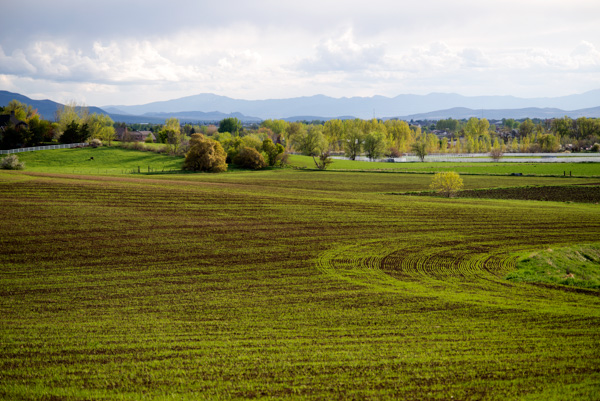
[315, 238, 595, 313]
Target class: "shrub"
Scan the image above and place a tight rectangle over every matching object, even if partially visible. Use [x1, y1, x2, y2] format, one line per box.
[183, 134, 227, 172]
[178, 139, 190, 155]
[490, 147, 503, 161]
[262, 138, 286, 166]
[275, 152, 289, 167]
[127, 142, 146, 151]
[315, 151, 333, 170]
[386, 147, 401, 158]
[154, 145, 169, 154]
[233, 147, 267, 169]
[430, 171, 463, 198]
[88, 138, 102, 148]
[1, 154, 25, 170]
[241, 135, 263, 152]
[591, 143, 600, 153]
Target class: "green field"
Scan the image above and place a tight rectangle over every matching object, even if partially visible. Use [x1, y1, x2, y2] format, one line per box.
[507, 244, 600, 289]
[3, 146, 183, 174]
[291, 154, 600, 177]
[1, 148, 600, 400]
[6, 149, 600, 177]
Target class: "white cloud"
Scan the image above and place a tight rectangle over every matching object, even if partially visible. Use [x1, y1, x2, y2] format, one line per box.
[0, 46, 37, 75]
[569, 41, 600, 70]
[1, 0, 599, 105]
[0, 40, 206, 84]
[297, 30, 386, 72]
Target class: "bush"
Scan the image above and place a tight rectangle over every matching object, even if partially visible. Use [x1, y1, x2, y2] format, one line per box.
[386, 147, 402, 158]
[430, 171, 463, 198]
[88, 138, 102, 148]
[183, 134, 227, 172]
[490, 147, 503, 161]
[123, 141, 147, 151]
[275, 152, 289, 167]
[262, 138, 286, 166]
[233, 147, 267, 169]
[591, 143, 600, 152]
[1, 154, 25, 170]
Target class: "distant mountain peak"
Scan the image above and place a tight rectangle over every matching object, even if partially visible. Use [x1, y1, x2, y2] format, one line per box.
[2, 89, 600, 122]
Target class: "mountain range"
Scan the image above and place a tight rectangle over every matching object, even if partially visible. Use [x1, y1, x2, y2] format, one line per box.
[395, 106, 600, 121]
[104, 90, 600, 120]
[2, 89, 600, 123]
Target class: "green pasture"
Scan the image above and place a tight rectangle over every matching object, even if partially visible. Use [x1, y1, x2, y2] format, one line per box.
[289, 154, 600, 176]
[4, 148, 600, 177]
[1, 149, 600, 400]
[2, 146, 183, 174]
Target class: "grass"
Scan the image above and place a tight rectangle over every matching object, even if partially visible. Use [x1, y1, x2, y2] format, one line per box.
[2, 146, 184, 174]
[289, 155, 600, 176]
[5, 150, 600, 177]
[507, 244, 600, 289]
[1, 148, 600, 399]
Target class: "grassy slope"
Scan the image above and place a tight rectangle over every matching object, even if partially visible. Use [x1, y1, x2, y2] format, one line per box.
[507, 244, 600, 289]
[2, 146, 183, 174]
[1, 149, 600, 399]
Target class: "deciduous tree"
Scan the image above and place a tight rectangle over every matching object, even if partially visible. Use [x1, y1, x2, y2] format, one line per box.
[218, 117, 242, 135]
[292, 125, 332, 169]
[160, 118, 183, 154]
[518, 119, 535, 138]
[2, 100, 38, 121]
[88, 113, 115, 146]
[262, 138, 286, 166]
[363, 131, 386, 161]
[411, 142, 427, 162]
[183, 133, 227, 172]
[233, 147, 267, 169]
[343, 126, 363, 160]
[430, 171, 464, 198]
[55, 101, 89, 136]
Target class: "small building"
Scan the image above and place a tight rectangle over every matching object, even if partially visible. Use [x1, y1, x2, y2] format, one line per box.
[0, 111, 28, 132]
[128, 130, 155, 142]
[116, 127, 155, 142]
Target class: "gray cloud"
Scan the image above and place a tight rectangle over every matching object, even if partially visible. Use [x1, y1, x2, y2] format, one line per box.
[1, 0, 599, 105]
[297, 31, 386, 72]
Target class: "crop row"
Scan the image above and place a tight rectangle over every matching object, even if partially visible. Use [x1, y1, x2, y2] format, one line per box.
[2, 170, 600, 400]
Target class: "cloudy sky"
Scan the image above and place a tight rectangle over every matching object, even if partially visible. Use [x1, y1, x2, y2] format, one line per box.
[1, 0, 599, 107]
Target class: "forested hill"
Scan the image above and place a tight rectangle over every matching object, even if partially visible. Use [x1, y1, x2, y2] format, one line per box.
[0, 90, 108, 120]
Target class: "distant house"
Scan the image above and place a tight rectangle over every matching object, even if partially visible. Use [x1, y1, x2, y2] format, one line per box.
[0, 111, 28, 132]
[116, 127, 155, 142]
[128, 130, 155, 142]
[432, 130, 451, 138]
[115, 126, 128, 141]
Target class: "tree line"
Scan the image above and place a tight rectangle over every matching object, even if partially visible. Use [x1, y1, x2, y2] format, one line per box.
[0, 100, 116, 150]
[2, 98, 599, 169]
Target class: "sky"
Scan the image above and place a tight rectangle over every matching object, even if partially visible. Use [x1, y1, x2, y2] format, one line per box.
[1, 0, 599, 107]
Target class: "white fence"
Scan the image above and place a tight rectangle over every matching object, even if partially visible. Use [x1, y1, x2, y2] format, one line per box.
[0, 143, 87, 155]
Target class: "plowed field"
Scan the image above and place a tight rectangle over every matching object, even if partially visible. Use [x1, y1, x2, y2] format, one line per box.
[1, 169, 599, 400]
